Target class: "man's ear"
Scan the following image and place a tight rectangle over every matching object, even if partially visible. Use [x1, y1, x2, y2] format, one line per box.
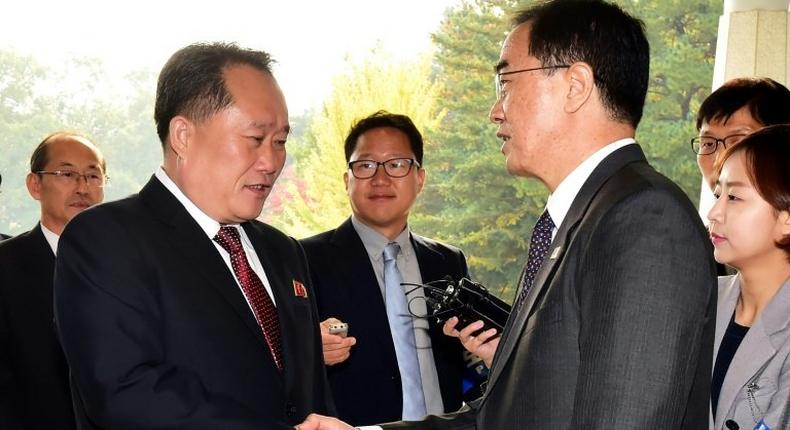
[416, 167, 426, 194]
[343, 171, 349, 192]
[26, 172, 42, 201]
[564, 62, 594, 114]
[169, 116, 192, 160]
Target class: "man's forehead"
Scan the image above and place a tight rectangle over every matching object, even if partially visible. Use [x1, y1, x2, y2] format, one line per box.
[498, 23, 532, 67]
[46, 137, 102, 165]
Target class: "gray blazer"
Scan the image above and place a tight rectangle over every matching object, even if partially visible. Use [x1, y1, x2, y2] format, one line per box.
[712, 276, 790, 430]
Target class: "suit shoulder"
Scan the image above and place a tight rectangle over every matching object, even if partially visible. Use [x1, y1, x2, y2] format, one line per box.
[299, 229, 336, 250]
[0, 228, 40, 259]
[67, 194, 144, 228]
[596, 161, 699, 220]
[247, 219, 301, 249]
[412, 233, 463, 257]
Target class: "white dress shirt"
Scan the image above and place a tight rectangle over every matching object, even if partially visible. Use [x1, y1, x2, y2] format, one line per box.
[154, 167, 276, 308]
[41, 223, 59, 256]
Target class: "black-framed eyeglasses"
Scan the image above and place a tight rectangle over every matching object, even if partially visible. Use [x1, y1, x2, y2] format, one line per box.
[690, 134, 748, 155]
[348, 158, 420, 179]
[36, 170, 108, 188]
[495, 65, 570, 100]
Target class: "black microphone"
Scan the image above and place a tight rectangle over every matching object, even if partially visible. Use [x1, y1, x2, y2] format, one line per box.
[725, 419, 740, 430]
[421, 277, 511, 333]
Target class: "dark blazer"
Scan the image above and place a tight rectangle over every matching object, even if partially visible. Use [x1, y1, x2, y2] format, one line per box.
[300, 218, 468, 426]
[0, 224, 76, 430]
[53, 176, 332, 430]
[0, 233, 11, 241]
[386, 145, 717, 429]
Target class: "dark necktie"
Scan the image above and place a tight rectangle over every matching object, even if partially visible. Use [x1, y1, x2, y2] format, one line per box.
[214, 226, 283, 371]
[515, 210, 555, 309]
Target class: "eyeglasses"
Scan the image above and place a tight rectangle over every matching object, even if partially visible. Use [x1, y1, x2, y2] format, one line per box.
[495, 65, 570, 100]
[690, 134, 748, 155]
[348, 158, 420, 179]
[36, 170, 108, 188]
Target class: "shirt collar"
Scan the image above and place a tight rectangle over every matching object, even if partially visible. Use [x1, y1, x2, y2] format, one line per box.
[546, 138, 636, 230]
[154, 166, 231, 240]
[350, 215, 412, 262]
[40, 223, 59, 256]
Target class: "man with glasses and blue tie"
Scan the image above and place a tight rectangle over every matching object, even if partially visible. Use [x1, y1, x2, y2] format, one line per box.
[300, 1, 715, 429]
[0, 131, 105, 430]
[300, 111, 471, 427]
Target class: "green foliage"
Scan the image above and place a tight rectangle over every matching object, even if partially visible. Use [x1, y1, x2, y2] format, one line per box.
[625, 0, 721, 202]
[417, 0, 536, 300]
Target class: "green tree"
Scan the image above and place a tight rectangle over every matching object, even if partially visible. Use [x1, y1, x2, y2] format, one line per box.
[626, 0, 721, 201]
[270, 52, 445, 239]
[419, 0, 528, 299]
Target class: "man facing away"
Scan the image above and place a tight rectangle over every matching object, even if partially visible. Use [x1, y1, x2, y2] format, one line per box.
[299, 1, 716, 429]
[53, 43, 332, 429]
[300, 111, 470, 426]
[0, 132, 105, 430]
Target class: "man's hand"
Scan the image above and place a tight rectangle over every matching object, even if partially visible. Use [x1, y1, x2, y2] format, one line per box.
[320, 318, 356, 365]
[296, 413, 354, 430]
[443, 317, 499, 368]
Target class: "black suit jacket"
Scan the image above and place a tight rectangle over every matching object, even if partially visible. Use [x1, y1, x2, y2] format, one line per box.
[0, 233, 11, 241]
[0, 224, 76, 430]
[300, 219, 468, 426]
[53, 176, 332, 430]
[386, 145, 717, 429]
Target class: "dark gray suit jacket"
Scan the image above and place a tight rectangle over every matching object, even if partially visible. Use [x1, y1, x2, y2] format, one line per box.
[386, 144, 717, 429]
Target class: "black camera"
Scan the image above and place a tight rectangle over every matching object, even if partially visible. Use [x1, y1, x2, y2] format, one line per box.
[422, 277, 511, 333]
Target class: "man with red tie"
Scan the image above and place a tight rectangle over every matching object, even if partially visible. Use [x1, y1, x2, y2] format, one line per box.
[54, 43, 332, 429]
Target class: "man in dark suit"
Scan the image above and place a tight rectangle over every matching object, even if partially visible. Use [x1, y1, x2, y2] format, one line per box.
[0, 132, 106, 430]
[300, 112, 470, 426]
[53, 43, 332, 429]
[298, 1, 716, 429]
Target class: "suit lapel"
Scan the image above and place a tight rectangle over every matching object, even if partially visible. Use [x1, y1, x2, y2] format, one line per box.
[485, 145, 648, 398]
[243, 222, 299, 382]
[331, 219, 395, 357]
[411, 234, 446, 284]
[22, 224, 56, 302]
[139, 177, 265, 344]
[715, 277, 790, 425]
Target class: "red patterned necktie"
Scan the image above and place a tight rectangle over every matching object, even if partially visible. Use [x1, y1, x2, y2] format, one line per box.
[214, 226, 283, 371]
